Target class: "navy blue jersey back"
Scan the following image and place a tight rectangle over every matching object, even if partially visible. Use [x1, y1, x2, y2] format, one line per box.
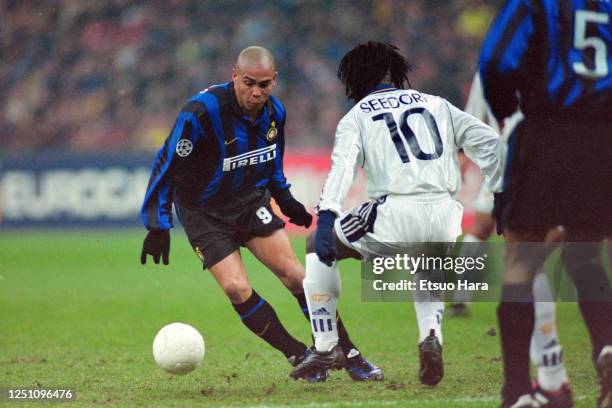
[141, 82, 289, 230]
[480, 0, 612, 120]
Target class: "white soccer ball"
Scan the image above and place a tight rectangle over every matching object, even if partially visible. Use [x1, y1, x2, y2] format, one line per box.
[152, 322, 205, 375]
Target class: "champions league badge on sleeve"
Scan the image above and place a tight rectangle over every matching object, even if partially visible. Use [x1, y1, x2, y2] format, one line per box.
[176, 139, 193, 157]
[266, 121, 278, 142]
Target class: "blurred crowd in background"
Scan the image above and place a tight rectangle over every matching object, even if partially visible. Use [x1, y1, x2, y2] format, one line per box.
[1, 0, 499, 153]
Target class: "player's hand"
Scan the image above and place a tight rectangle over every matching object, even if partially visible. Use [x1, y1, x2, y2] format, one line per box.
[314, 211, 337, 266]
[278, 197, 313, 228]
[140, 229, 170, 265]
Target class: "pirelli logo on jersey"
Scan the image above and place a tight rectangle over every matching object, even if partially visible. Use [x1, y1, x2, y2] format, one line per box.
[222, 144, 277, 171]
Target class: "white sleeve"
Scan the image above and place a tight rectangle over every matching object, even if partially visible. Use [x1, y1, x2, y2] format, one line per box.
[464, 73, 501, 134]
[316, 112, 363, 216]
[446, 100, 506, 193]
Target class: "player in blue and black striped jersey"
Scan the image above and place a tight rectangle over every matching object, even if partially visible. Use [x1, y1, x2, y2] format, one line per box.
[480, 1, 612, 406]
[139, 46, 383, 381]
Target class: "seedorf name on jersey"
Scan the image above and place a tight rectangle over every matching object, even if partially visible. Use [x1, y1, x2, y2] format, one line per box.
[359, 91, 431, 113]
[223, 144, 276, 171]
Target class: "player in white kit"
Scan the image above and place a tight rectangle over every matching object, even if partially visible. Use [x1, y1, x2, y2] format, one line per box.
[290, 42, 505, 385]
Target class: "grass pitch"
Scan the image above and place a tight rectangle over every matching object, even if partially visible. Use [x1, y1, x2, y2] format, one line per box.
[0, 230, 599, 407]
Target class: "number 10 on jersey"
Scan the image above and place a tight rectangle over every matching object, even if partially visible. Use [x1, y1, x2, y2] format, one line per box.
[373, 107, 444, 163]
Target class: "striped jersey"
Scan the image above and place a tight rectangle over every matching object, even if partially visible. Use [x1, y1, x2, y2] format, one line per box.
[480, 0, 612, 120]
[141, 82, 289, 231]
[316, 85, 505, 216]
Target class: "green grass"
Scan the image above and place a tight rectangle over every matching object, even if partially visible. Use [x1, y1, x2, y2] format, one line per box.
[0, 231, 599, 407]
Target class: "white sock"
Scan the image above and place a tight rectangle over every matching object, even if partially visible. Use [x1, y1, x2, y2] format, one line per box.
[453, 234, 483, 303]
[530, 272, 569, 391]
[412, 272, 444, 344]
[303, 253, 341, 352]
[459, 234, 482, 250]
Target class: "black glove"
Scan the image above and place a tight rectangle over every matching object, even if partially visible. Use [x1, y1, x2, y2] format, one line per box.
[314, 210, 337, 266]
[492, 192, 509, 236]
[274, 189, 313, 228]
[140, 229, 170, 265]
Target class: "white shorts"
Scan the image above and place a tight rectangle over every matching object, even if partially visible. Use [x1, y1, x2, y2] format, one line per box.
[334, 194, 463, 260]
[473, 181, 494, 215]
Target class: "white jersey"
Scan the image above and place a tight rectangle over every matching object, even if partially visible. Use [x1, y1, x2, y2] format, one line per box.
[317, 87, 505, 216]
[464, 72, 524, 141]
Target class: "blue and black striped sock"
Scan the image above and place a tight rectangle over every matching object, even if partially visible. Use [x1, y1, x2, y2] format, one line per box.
[233, 290, 306, 359]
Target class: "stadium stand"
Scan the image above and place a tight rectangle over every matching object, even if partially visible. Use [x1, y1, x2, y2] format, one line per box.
[1, 0, 499, 152]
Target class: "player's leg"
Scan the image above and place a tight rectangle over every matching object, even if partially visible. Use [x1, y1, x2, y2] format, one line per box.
[450, 184, 496, 315]
[529, 271, 573, 405]
[411, 199, 462, 386]
[412, 269, 445, 386]
[289, 231, 358, 379]
[497, 228, 545, 406]
[246, 230, 316, 329]
[236, 192, 314, 323]
[232, 191, 330, 381]
[243, 229, 302, 290]
[411, 249, 446, 361]
[246, 228, 367, 381]
[176, 200, 306, 362]
[449, 226, 493, 316]
[528, 228, 567, 381]
[526, 226, 572, 404]
[246, 229, 362, 359]
[562, 232, 612, 408]
[301, 230, 360, 352]
[240, 190, 359, 377]
[451, 213, 494, 303]
[291, 199, 386, 380]
[245, 228, 336, 327]
[177, 195, 311, 366]
[300, 198, 386, 355]
[303, 230, 383, 381]
[207, 250, 308, 361]
[562, 233, 612, 362]
[498, 225, 571, 407]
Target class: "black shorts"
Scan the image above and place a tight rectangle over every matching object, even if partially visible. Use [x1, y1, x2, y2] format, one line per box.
[175, 187, 285, 269]
[502, 118, 612, 236]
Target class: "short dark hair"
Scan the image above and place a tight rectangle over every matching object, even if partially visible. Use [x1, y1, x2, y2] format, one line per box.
[337, 41, 412, 102]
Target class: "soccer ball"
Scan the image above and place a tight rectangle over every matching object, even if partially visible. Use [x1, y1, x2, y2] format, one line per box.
[152, 322, 205, 375]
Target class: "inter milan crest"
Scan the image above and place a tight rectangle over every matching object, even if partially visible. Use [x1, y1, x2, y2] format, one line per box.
[266, 121, 278, 142]
[176, 139, 193, 157]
